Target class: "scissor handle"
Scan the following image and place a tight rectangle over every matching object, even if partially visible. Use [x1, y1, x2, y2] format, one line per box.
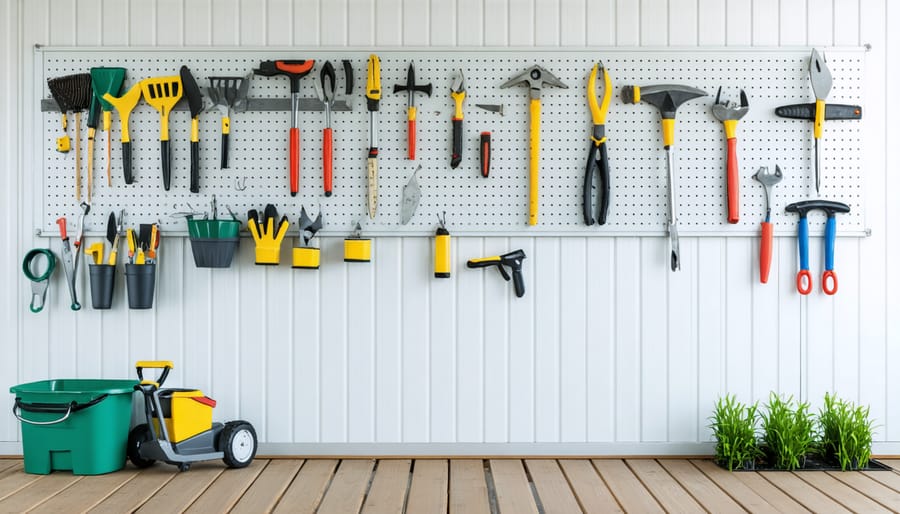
[822, 270, 838, 295]
[797, 270, 813, 295]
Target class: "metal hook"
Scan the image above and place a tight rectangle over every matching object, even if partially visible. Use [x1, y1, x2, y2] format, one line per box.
[235, 176, 247, 191]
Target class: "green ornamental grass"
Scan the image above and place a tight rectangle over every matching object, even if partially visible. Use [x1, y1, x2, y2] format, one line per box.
[819, 393, 875, 470]
[710, 395, 762, 471]
[760, 393, 816, 470]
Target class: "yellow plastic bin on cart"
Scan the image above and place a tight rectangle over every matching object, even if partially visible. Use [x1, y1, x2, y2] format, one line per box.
[153, 389, 217, 443]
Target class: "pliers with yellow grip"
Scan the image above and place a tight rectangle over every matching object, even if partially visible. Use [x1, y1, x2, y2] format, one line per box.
[583, 62, 612, 226]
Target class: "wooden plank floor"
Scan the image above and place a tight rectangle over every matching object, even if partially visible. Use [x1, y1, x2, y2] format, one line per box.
[0, 457, 898, 513]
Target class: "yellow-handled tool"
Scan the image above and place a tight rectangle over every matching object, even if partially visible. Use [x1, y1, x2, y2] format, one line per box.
[366, 55, 382, 219]
[86, 242, 104, 265]
[500, 66, 568, 226]
[141, 76, 183, 191]
[103, 84, 142, 185]
[809, 48, 833, 195]
[450, 70, 466, 168]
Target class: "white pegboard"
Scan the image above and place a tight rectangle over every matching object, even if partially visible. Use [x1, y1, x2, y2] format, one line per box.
[35, 48, 868, 236]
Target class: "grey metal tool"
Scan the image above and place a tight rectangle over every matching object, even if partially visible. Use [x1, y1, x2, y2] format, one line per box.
[55, 202, 90, 311]
[401, 165, 422, 225]
[393, 63, 432, 160]
[753, 165, 783, 284]
[711, 86, 749, 224]
[207, 74, 251, 169]
[298, 206, 324, 246]
[621, 83, 707, 271]
[809, 48, 832, 195]
[475, 103, 504, 115]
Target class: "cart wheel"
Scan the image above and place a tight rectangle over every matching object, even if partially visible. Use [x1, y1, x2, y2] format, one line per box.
[127, 424, 156, 468]
[220, 421, 257, 468]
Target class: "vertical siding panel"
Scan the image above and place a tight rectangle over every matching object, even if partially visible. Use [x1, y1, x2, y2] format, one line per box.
[860, 0, 891, 439]
[586, 239, 614, 441]
[156, 0, 183, 45]
[320, 0, 347, 45]
[430, 0, 456, 45]
[293, 0, 320, 45]
[455, 237, 484, 443]
[101, 0, 129, 45]
[805, 242, 833, 402]
[211, 266, 241, 424]
[265, 267, 293, 442]
[697, 0, 725, 46]
[237, 244, 266, 437]
[587, 0, 616, 46]
[534, 238, 560, 442]
[375, 238, 402, 442]
[751, 254, 780, 400]
[615, 238, 640, 441]
[483, 0, 509, 46]
[403, 0, 429, 45]
[49, 0, 75, 45]
[293, 253, 321, 442]
[640, 238, 667, 441]
[615, 0, 638, 46]
[402, 237, 430, 441]
[375, 0, 402, 46]
[668, 240, 697, 441]
[266, 0, 292, 46]
[778, 1, 806, 45]
[832, 241, 860, 399]
[320, 238, 347, 442]
[457, 0, 483, 46]
[725, 0, 751, 46]
[153, 238, 185, 381]
[639, 0, 667, 46]
[806, 0, 834, 46]
[724, 239, 752, 400]
[508, 0, 534, 46]
[483, 237, 509, 443]
[348, 255, 375, 442]
[560, 238, 587, 442]
[832, 0, 860, 46]
[239, 0, 265, 45]
[777, 238, 802, 397]
[751, 0, 779, 46]
[533, 0, 560, 46]
[508, 237, 535, 442]
[668, 0, 697, 46]
[183, 248, 212, 392]
[211, 0, 239, 46]
[696, 239, 724, 441]
[183, 0, 212, 46]
[76, 0, 102, 45]
[430, 249, 455, 442]
[559, 0, 585, 46]
[129, 0, 155, 45]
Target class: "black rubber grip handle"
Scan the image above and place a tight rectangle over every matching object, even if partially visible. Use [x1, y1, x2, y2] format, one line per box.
[161, 140, 171, 191]
[512, 269, 526, 298]
[15, 394, 108, 414]
[122, 142, 133, 184]
[221, 133, 229, 169]
[190, 140, 200, 193]
[451, 119, 462, 168]
[775, 103, 863, 121]
[597, 143, 610, 225]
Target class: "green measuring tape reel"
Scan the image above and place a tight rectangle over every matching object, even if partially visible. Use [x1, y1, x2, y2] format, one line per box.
[23, 249, 56, 313]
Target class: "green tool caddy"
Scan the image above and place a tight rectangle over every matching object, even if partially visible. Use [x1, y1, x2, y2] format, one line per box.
[10, 379, 138, 475]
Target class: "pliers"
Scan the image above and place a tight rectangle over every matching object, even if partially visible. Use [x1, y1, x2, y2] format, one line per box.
[583, 62, 612, 226]
[450, 70, 466, 168]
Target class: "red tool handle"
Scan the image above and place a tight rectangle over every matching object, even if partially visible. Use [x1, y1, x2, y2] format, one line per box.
[759, 221, 773, 283]
[56, 217, 67, 240]
[480, 132, 491, 178]
[323, 127, 333, 197]
[822, 270, 838, 295]
[408, 119, 416, 160]
[797, 270, 813, 295]
[289, 127, 300, 196]
[727, 137, 739, 224]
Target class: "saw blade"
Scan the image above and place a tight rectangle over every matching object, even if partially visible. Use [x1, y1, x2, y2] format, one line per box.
[400, 165, 422, 225]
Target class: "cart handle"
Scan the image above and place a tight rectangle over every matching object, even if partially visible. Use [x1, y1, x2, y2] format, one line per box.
[136, 361, 173, 386]
[12, 394, 108, 426]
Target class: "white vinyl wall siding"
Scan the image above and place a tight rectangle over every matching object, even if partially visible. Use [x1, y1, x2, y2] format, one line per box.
[2, 0, 898, 454]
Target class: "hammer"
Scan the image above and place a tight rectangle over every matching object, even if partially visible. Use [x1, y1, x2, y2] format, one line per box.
[393, 63, 432, 160]
[501, 65, 568, 226]
[622, 84, 707, 271]
[785, 200, 851, 295]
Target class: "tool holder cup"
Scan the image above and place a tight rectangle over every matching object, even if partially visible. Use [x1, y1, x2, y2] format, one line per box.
[125, 263, 156, 309]
[187, 219, 241, 268]
[292, 247, 320, 269]
[88, 264, 116, 309]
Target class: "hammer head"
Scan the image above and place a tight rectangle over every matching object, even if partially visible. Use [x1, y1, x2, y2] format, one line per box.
[500, 65, 568, 99]
[785, 199, 851, 217]
[622, 84, 707, 119]
[393, 63, 432, 97]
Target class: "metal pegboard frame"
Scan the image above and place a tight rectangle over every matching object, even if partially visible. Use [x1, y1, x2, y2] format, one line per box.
[34, 47, 868, 237]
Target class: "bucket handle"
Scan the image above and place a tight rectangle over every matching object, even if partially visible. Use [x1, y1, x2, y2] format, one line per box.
[12, 394, 108, 425]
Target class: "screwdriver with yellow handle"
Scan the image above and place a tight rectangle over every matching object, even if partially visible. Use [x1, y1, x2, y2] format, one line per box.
[366, 55, 381, 219]
[126, 228, 137, 264]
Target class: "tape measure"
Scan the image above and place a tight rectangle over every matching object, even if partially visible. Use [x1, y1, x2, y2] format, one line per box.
[22, 249, 56, 313]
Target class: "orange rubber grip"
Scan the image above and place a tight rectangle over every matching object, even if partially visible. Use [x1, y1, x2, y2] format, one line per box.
[727, 137, 739, 224]
[408, 119, 416, 160]
[323, 127, 333, 196]
[822, 270, 838, 295]
[289, 127, 300, 196]
[276, 61, 314, 74]
[759, 221, 772, 284]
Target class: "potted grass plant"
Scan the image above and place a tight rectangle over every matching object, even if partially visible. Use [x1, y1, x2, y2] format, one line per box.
[819, 393, 875, 470]
[709, 395, 762, 471]
[760, 393, 816, 470]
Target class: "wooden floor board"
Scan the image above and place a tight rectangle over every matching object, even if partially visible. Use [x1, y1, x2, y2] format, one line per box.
[230, 459, 304, 514]
[0, 463, 41, 502]
[315, 459, 376, 514]
[558, 459, 622, 513]
[626, 459, 704, 513]
[0, 462, 18, 476]
[30, 469, 137, 513]
[759, 471, 851, 513]
[0, 473, 81, 512]
[360, 459, 411, 514]
[593, 459, 664, 513]
[862, 468, 900, 492]
[134, 463, 223, 513]
[185, 460, 267, 513]
[730, 470, 810, 513]
[405, 459, 449, 514]
[690, 459, 780, 514]
[449, 459, 491, 514]
[490, 460, 539, 514]
[658, 459, 745, 513]
[794, 471, 891, 513]
[524, 459, 582, 514]
[828, 470, 900, 511]
[272, 459, 339, 514]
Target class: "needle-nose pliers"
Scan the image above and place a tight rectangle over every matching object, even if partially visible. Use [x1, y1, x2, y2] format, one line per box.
[583, 62, 612, 226]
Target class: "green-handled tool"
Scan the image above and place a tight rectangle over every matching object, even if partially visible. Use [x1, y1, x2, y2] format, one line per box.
[90, 67, 126, 192]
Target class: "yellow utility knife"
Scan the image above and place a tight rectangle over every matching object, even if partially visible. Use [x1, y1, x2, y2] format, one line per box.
[366, 54, 381, 219]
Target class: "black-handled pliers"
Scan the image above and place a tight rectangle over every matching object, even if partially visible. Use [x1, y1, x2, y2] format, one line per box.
[583, 62, 612, 226]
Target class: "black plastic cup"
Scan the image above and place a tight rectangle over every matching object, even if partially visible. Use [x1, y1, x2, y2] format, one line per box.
[125, 263, 156, 309]
[89, 264, 116, 309]
[189, 237, 239, 268]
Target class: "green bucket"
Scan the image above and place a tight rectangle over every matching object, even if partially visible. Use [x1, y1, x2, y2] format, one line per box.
[187, 219, 241, 239]
[10, 379, 138, 475]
